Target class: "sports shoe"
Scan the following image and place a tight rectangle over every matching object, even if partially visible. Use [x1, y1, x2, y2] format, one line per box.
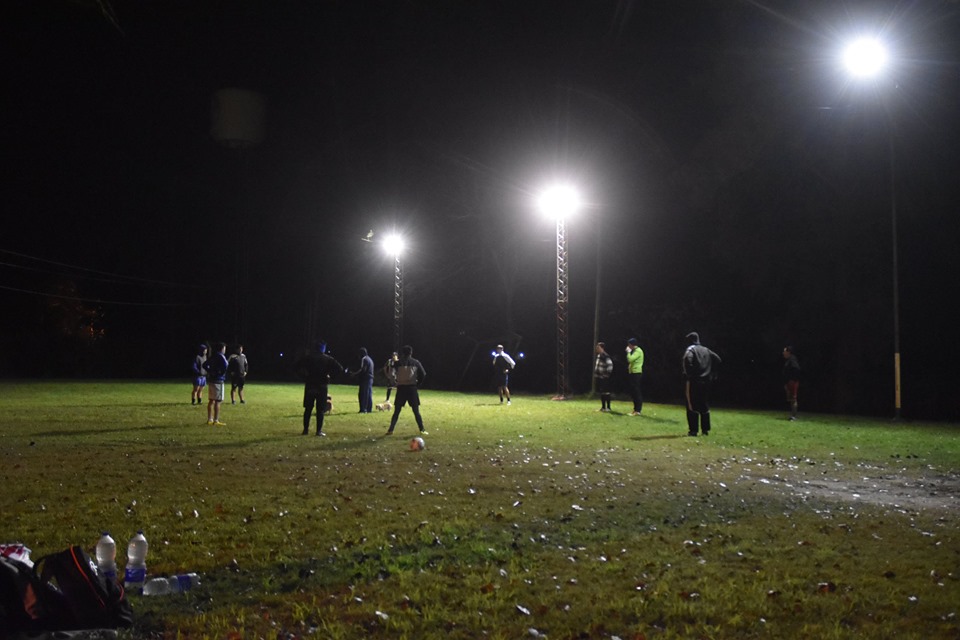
[385, 430, 394, 436]
[214, 421, 227, 427]
[630, 411, 641, 416]
[206, 420, 214, 425]
[316, 431, 326, 437]
[506, 400, 511, 405]
[420, 430, 428, 435]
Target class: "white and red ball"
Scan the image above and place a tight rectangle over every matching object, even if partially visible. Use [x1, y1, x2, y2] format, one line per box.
[409, 436, 425, 452]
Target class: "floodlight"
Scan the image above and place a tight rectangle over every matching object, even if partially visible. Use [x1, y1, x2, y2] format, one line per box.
[537, 185, 582, 221]
[382, 233, 405, 257]
[843, 37, 888, 78]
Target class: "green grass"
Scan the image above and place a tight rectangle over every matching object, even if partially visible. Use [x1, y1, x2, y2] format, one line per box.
[1, 381, 958, 639]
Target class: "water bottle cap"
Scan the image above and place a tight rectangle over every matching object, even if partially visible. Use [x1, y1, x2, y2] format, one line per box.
[102, 531, 110, 536]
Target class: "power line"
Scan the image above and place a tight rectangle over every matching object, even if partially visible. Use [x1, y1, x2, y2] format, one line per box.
[0, 248, 209, 289]
[0, 284, 193, 307]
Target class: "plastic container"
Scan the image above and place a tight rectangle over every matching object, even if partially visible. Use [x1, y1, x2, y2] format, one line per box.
[123, 531, 148, 593]
[143, 573, 200, 596]
[169, 572, 200, 592]
[95, 532, 117, 581]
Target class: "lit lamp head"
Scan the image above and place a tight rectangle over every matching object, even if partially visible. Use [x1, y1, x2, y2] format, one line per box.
[537, 184, 582, 221]
[382, 233, 405, 258]
[842, 37, 888, 78]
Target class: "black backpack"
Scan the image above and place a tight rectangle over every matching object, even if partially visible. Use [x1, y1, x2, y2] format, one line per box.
[34, 546, 133, 631]
[0, 555, 72, 637]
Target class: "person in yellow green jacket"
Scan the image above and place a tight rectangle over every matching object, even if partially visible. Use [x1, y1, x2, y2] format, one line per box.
[626, 337, 644, 415]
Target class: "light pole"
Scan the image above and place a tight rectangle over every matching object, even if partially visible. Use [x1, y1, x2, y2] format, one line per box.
[382, 233, 405, 354]
[842, 37, 901, 419]
[538, 184, 582, 400]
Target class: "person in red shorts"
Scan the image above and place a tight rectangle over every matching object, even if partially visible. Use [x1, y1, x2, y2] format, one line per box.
[782, 346, 801, 421]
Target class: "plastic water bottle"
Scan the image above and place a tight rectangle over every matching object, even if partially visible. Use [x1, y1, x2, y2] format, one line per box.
[142, 576, 171, 596]
[124, 531, 148, 593]
[169, 572, 200, 593]
[143, 573, 200, 596]
[95, 532, 117, 581]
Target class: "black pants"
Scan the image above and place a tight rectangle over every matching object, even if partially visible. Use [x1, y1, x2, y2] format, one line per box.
[628, 373, 643, 413]
[389, 386, 425, 433]
[303, 386, 328, 434]
[686, 379, 712, 435]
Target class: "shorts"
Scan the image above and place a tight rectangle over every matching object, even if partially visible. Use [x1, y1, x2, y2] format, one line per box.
[230, 375, 245, 390]
[208, 382, 224, 402]
[394, 385, 420, 408]
[785, 380, 799, 401]
[304, 386, 328, 409]
[194, 376, 207, 388]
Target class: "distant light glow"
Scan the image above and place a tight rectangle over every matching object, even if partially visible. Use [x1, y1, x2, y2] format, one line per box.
[537, 184, 582, 220]
[382, 233, 405, 257]
[518, 352, 524, 359]
[843, 37, 888, 78]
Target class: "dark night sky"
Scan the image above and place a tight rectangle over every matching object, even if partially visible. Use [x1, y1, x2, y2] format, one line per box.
[3, 0, 960, 419]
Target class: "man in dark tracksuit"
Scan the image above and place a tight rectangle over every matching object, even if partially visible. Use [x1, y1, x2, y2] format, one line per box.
[682, 332, 721, 436]
[386, 345, 427, 436]
[296, 342, 344, 436]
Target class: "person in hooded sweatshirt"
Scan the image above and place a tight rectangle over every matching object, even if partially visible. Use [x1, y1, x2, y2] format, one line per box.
[351, 347, 375, 413]
[681, 332, 721, 436]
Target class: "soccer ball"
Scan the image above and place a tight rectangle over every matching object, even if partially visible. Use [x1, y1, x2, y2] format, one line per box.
[409, 436, 425, 451]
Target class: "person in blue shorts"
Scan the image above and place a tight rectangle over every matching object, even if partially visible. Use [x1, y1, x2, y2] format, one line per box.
[191, 344, 208, 405]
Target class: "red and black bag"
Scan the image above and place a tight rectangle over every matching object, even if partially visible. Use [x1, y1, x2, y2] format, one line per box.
[0, 555, 71, 638]
[34, 546, 133, 630]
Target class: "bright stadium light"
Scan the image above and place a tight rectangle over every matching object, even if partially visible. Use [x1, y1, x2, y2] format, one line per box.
[537, 184, 582, 221]
[382, 233, 405, 258]
[843, 37, 888, 78]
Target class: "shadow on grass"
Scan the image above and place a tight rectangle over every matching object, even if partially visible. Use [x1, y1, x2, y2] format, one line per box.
[33, 423, 175, 437]
[628, 434, 689, 442]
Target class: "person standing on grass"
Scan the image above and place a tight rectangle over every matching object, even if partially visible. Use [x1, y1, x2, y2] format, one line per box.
[350, 347, 375, 413]
[382, 351, 398, 402]
[386, 345, 427, 435]
[492, 344, 516, 405]
[682, 331, 721, 436]
[626, 337, 644, 415]
[228, 344, 249, 405]
[296, 341, 343, 437]
[594, 342, 614, 412]
[191, 344, 208, 405]
[782, 345, 801, 421]
[203, 342, 229, 426]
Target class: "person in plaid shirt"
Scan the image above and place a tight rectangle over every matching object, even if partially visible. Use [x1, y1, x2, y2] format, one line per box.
[594, 342, 614, 412]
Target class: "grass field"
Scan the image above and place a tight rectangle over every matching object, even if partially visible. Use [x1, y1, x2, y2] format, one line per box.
[1, 381, 958, 639]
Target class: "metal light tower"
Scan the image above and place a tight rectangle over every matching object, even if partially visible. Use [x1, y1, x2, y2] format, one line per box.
[383, 233, 405, 353]
[842, 37, 902, 419]
[538, 185, 582, 400]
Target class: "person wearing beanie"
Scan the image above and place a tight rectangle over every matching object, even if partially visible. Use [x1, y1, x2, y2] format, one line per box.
[295, 341, 344, 436]
[626, 337, 645, 415]
[682, 331, 721, 436]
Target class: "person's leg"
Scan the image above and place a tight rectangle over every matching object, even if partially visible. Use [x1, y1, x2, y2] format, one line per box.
[315, 403, 326, 435]
[388, 404, 402, 434]
[411, 404, 425, 432]
[385, 386, 393, 402]
[686, 409, 700, 435]
[303, 407, 312, 434]
[238, 381, 245, 403]
[635, 374, 643, 413]
[207, 390, 214, 423]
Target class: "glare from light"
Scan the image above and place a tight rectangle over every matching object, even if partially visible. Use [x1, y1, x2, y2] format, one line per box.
[537, 184, 582, 221]
[382, 233, 405, 257]
[843, 37, 888, 78]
